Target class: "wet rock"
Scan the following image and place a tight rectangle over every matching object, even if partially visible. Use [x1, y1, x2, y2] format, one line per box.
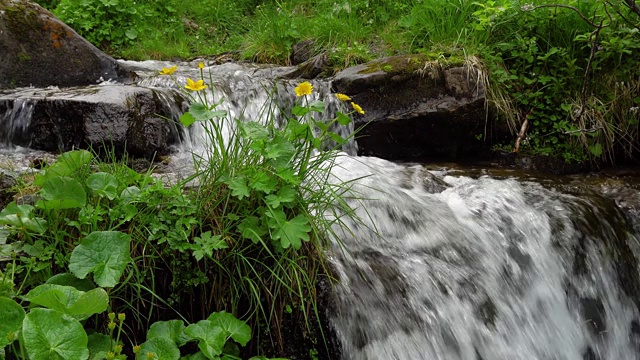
[332, 54, 510, 161]
[290, 39, 315, 65]
[476, 297, 497, 327]
[279, 53, 332, 80]
[0, 85, 188, 159]
[580, 297, 606, 335]
[0, 172, 16, 209]
[0, 0, 136, 88]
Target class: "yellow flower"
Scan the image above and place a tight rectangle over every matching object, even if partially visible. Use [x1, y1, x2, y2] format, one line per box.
[198, 62, 205, 69]
[294, 81, 313, 97]
[185, 78, 208, 91]
[335, 93, 351, 101]
[158, 65, 177, 75]
[351, 102, 365, 115]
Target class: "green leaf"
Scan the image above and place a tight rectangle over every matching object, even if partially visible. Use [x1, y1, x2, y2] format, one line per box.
[264, 138, 295, 161]
[226, 176, 250, 200]
[207, 311, 251, 346]
[45, 273, 95, 292]
[22, 308, 89, 360]
[249, 171, 278, 194]
[180, 113, 196, 127]
[335, 112, 352, 125]
[38, 177, 87, 210]
[124, 28, 138, 39]
[237, 216, 266, 244]
[192, 231, 228, 261]
[34, 150, 93, 186]
[189, 103, 227, 122]
[119, 186, 141, 203]
[184, 320, 226, 359]
[272, 214, 311, 250]
[138, 337, 180, 360]
[69, 231, 132, 288]
[264, 186, 297, 208]
[25, 284, 108, 320]
[87, 173, 119, 200]
[87, 333, 112, 360]
[0, 297, 25, 348]
[0, 202, 47, 233]
[589, 143, 603, 157]
[309, 100, 325, 113]
[240, 122, 270, 141]
[292, 105, 309, 116]
[147, 320, 190, 346]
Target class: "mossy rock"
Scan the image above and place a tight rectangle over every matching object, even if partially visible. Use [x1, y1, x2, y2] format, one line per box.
[331, 55, 511, 161]
[0, 0, 136, 88]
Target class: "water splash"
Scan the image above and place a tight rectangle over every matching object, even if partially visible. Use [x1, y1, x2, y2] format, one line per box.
[0, 98, 35, 147]
[327, 156, 640, 360]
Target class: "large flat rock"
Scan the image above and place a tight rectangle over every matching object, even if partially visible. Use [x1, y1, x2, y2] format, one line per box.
[0, 85, 187, 158]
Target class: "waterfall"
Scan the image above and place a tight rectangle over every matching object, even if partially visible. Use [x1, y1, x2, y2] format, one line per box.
[0, 98, 35, 147]
[2, 60, 639, 359]
[326, 155, 640, 360]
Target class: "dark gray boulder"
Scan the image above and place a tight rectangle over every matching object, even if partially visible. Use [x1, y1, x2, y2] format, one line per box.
[332, 54, 510, 160]
[0, 85, 187, 159]
[0, 0, 136, 88]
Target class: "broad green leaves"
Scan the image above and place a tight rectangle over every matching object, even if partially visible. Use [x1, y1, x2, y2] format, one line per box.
[69, 231, 132, 288]
[0, 297, 25, 348]
[34, 150, 93, 187]
[38, 177, 87, 210]
[207, 311, 251, 346]
[138, 337, 180, 360]
[184, 321, 227, 359]
[86, 172, 119, 200]
[0, 203, 47, 233]
[147, 320, 191, 346]
[22, 308, 89, 360]
[270, 213, 311, 249]
[25, 284, 108, 320]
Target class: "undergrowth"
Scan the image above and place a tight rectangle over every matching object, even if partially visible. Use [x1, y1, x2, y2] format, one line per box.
[0, 63, 366, 358]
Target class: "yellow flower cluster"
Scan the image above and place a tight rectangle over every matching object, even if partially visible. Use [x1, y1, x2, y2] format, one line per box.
[185, 78, 208, 91]
[158, 65, 177, 75]
[294, 81, 313, 97]
[334, 92, 364, 115]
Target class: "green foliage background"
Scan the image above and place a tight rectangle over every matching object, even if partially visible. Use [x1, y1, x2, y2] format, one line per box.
[30, 0, 640, 163]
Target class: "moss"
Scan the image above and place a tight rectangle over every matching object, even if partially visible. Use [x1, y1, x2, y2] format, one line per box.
[358, 53, 467, 76]
[17, 51, 31, 62]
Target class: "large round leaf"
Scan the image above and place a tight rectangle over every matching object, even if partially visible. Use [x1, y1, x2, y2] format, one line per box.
[25, 284, 108, 320]
[69, 231, 131, 288]
[0, 297, 25, 347]
[147, 320, 190, 346]
[138, 337, 180, 360]
[207, 311, 251, 346]
[22, 308, 89, 360]
[86, 172, 119, 200]
[38, 176, 87, 210]
[184, 320, 226, 359]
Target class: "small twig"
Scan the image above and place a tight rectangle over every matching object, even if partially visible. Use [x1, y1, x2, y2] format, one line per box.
[513, 112, 530, 153]
[524, 4, 611, 29]
[563, 126, 604, 134]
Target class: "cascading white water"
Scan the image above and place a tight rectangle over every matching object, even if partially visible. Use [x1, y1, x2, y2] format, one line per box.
[0, 98, 35, 147]
[327, 156, 640, 360]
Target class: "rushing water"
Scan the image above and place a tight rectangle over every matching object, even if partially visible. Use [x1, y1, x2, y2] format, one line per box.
[2, 60, 640, 359]
[328, 156, 640, 360]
